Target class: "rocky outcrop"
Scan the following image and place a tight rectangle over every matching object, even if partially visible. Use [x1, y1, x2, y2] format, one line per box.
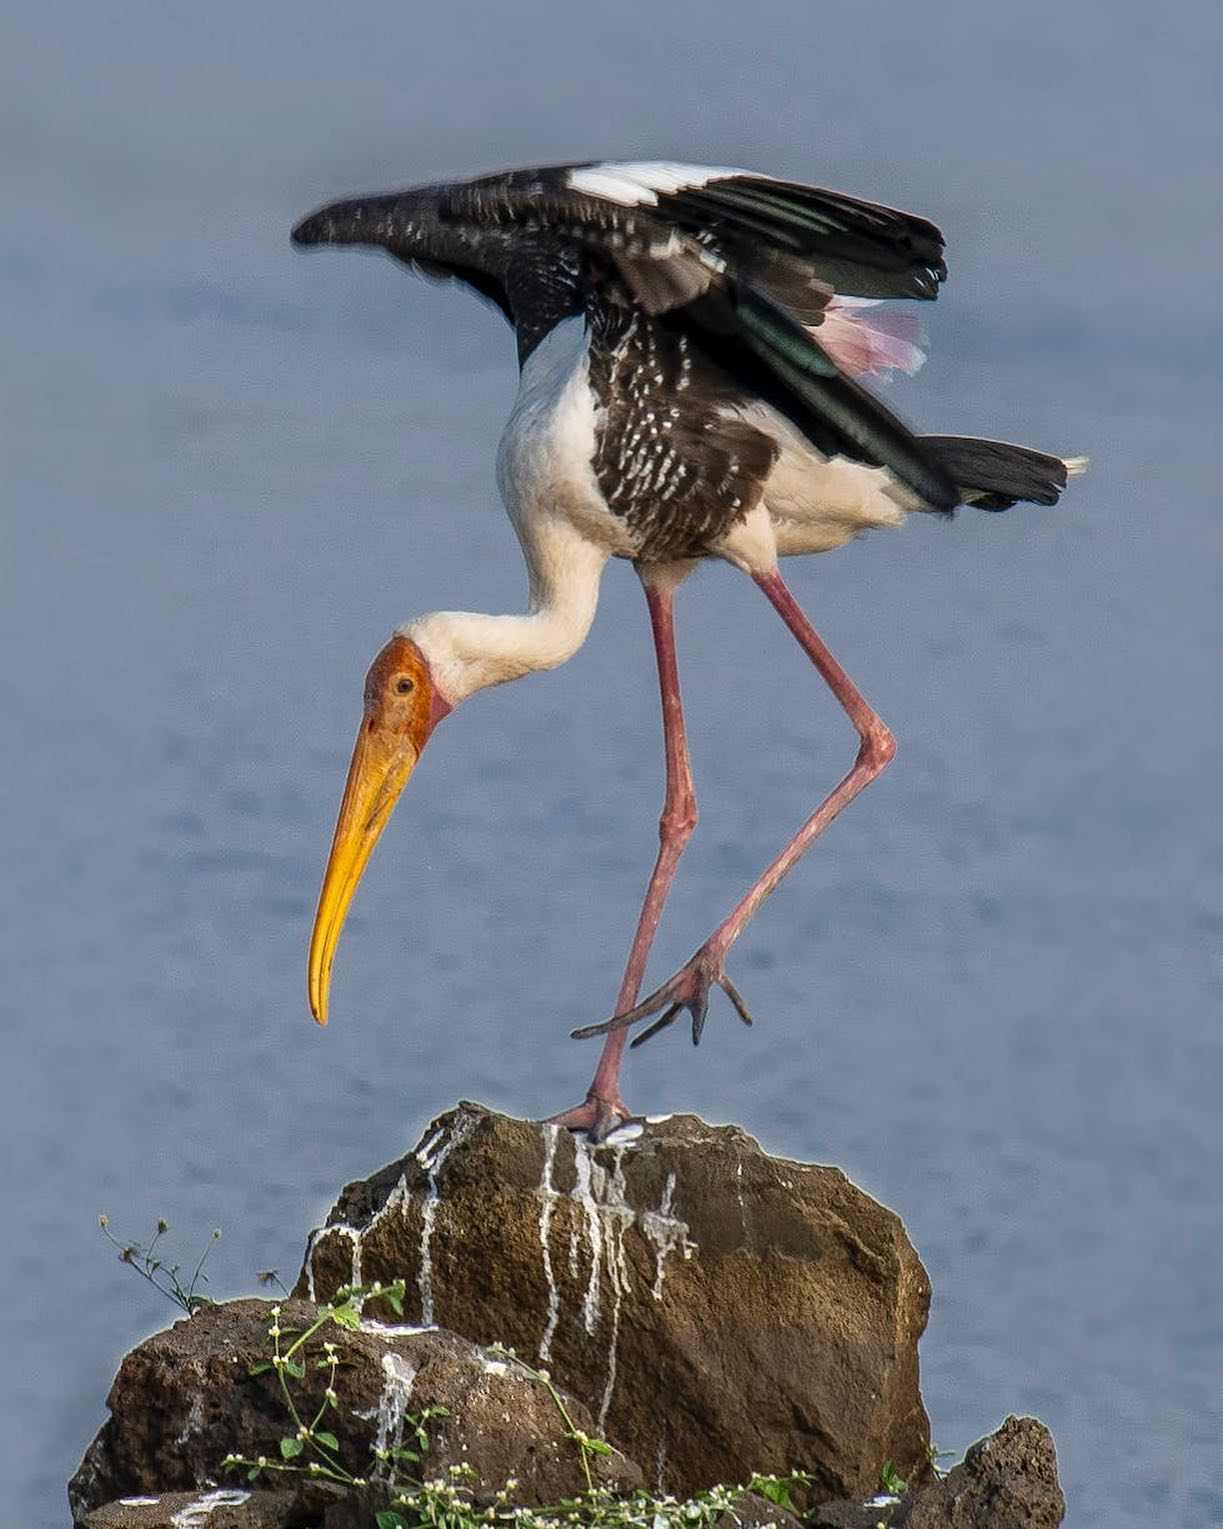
[72, 1105, 1066, 1529]
[294, 1103, 932, 1502]
[71, 1297, 641, 1524]
[897, 1415, 1064, 1528]
[810, 1416, 1063, 1527]
[75, 1416, 1064, 1529]
[79, 1487, 336, 1529]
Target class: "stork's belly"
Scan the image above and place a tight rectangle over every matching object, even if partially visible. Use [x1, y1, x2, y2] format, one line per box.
[743, 401, 919, 557]
[497, 317, 639, 558]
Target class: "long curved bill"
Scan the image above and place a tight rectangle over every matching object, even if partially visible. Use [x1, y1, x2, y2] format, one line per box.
[308, 634, 439, 1026]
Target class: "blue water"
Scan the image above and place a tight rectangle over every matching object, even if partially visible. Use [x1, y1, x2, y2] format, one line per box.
[4, 4, 1221, 1524]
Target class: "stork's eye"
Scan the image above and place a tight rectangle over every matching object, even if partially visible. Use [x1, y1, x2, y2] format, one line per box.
[395, 676, 415, 695]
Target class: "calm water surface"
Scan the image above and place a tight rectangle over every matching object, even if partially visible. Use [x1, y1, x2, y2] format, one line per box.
[3, 5, 1222, 1524]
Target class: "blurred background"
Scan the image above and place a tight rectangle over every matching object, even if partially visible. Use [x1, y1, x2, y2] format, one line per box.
[3, 3, 1220, 1524]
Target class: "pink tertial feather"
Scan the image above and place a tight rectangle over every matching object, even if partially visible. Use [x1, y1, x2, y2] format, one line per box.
[815, 297, 926, 380]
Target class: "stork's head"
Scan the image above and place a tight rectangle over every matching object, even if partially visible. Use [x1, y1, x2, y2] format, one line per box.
[307, 632, 453, 1025]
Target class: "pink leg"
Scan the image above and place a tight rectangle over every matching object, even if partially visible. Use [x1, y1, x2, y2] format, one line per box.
[574, 566, 895, 1048]
[548, 571, 699, 1139]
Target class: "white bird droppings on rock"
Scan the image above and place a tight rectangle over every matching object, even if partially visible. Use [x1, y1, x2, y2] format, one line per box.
[419, 1116, 473, 1324]
[168, 1489, 251, 1527]
[537, 1125, 562, 1362]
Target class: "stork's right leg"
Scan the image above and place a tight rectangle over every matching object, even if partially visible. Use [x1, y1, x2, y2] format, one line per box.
[548, 568, 697, 1140]
[575, 565, 895, 1050]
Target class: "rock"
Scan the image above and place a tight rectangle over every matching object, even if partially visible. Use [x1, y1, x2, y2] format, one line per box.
[897, 1416, 1064, 1528]
[810, 1416, 1065, 1529]
[812, 1498, 906, 1529]
[70, 1297, 641, 1526]
[79, 1485, 339, 1528]
[716, 1492, 805, 1529]
[294, 1103, 932, 1501]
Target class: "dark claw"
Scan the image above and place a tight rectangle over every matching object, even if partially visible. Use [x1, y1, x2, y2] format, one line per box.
[571, 981, 670, 1040]
[571, 1009, 639, 1041]
[573, 961, 754, 1051]
[690, 990, 709, 1045]
[721, 973, 753, 1028]
[629, 1003, 682, 1049]
[572, 1017, 613, 1040]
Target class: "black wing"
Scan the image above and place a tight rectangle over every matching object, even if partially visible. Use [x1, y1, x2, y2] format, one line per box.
[292, 160, 957, 510]
[446, 161, 946, 311]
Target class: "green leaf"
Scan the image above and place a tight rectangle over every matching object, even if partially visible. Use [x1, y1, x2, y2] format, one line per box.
[315, 1431, 340, 1451]
[330, 1303, 361, 1330]
[583, 1438, 613, 1455]
[246, 1466, 262, 1481]
[752, 1479, 794, 1510]
[387, 1288, 405, 1316]
[375, 1514, 408, 1529]
[285, 1359, 307, 1380]
[248, 1362, 274, 1376]
[280, 1436, 305, 1459]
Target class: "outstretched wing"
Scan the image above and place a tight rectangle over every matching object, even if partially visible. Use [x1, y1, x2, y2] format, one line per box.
[293, 160, 957, 510]
[448, 161, 946, 312]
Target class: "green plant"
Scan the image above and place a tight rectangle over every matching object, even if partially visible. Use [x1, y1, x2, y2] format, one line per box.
[223, 1279, 445, 1489]
[746, 1471, 812, 1512]
[98, 1215, 221, 1314]
[879, 1459, 907, 1496]
[926, 1441, 957, 1477]
[483, 1345, 614, 1494]
[225, 1297, 815, 1529]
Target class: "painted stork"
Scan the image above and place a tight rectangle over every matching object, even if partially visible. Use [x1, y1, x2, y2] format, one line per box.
[293, 160, 1082, 1140]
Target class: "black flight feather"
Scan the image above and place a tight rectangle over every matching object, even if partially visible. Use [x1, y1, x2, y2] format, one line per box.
[921, 436, 1075, 510]
[680, 285, 959, 512]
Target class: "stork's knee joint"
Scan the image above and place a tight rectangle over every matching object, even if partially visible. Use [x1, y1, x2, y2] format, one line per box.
[860, 720, 897, 771]
[660, 796, 698, 842]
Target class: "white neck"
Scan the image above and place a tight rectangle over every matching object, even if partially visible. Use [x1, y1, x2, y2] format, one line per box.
[401, 518, 609, 707]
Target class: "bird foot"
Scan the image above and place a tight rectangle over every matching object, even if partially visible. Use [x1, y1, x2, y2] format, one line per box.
[544, 1092, 636, 1144]
[572, 944, 753, 1049]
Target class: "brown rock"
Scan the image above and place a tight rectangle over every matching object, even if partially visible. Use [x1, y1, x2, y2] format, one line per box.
[79, 1485, 340, 1529]
[294, 1103, 932, 1501]
[896, 1416, 1064, 1528]
[70, 1296, 641, 1526]
[810, 1415, 1065, 1529]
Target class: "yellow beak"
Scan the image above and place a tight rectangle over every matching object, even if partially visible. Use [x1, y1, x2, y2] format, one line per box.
[307, 634, 438, 1026]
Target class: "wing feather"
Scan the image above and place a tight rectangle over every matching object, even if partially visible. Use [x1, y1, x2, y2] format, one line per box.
[292, 161, 956, 509]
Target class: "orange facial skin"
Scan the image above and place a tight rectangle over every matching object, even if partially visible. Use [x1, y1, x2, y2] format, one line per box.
[308, 636, 445, 1024]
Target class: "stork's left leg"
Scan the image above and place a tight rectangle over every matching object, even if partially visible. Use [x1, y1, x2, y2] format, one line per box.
[548, 570, 698, 1139]
[575, 566, 895, 1048]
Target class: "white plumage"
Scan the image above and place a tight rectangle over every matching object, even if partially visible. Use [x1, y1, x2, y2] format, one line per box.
[567, 161, 747, 207]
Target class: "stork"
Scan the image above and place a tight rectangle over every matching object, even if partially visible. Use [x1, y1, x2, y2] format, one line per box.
[294, 160, 1082, 1141]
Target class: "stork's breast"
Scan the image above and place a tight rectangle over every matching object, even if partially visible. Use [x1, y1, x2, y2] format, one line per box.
[497, 316, 637, 555]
